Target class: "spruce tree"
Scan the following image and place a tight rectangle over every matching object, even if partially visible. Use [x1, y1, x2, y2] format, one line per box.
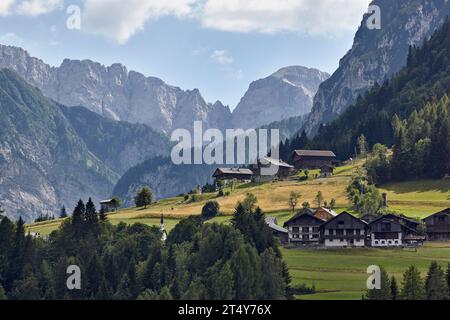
[425, 261, 449, 300]
[366, 266, 392, 300]
[390, 276, 398, 300]
[446, 263, 450, 295]
[60, 206, 67, 218]
[401, 265, 425, 300]
[72, 199, 85, 228]
[99, 208, 107, 221]
[85, 197, 98, 225]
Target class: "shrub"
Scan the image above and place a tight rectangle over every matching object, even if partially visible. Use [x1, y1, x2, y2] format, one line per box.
[201, 201, 220, 219]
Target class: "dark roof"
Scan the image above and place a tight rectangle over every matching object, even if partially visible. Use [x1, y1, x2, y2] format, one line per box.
[423, 208, 450, 221]
[283, 208, 323, 227]
[293, 150, 336, 158]
[321, 211, 368, 228]
[213, 168, 254, 176]
[369, 216, 417, 234]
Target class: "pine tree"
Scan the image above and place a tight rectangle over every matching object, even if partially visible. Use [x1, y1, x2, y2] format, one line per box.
[85, 197, 98, 225]
[60, 206, 68, 218]
[366, 266, 392, 300]
[401, 265, 425, 300]
[390, 276, 398, 300]
[447, 263, 450, 295]
[72, 199, 85, 230]
[425, 261, 449, 300]
[99, 208, 107, 221]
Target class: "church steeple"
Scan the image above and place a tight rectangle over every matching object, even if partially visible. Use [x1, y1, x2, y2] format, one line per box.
[160, 214, 167, 242]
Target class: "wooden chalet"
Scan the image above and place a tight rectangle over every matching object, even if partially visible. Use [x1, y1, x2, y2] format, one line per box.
[321, 212, 368, 247]
[252, 156, 294, 182]
[314, 207, 337, 221]
[265, 217, 289, 245]
[212, 167, 254, 182]
[292, 150, 337, 170]
[368, 215, 419, 247]
[423, 208, 450, 241]
[283, 208, 324, 246]
[100, 199, 116, 213]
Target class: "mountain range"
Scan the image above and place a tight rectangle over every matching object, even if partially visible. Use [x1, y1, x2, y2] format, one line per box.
[0, 69, 173, 221]
[0, 44, 327, 134]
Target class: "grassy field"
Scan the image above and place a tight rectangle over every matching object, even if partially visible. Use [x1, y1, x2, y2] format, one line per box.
[283, 242, 450, 300]
[26, 162, 450, 235]
[379, 179, 450, 218]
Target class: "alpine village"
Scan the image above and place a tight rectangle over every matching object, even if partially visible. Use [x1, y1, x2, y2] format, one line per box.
[0, 2, 450, 302]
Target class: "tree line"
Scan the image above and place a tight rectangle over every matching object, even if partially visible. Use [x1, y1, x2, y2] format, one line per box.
[280, 20, 450, 178]
[366, 262, 450, 300]
[365, 96, 450, 184]
[0, 195, 292, 300]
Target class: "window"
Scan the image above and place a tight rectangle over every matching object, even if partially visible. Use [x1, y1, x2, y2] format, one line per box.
[302, 227, 309, 233]
[312, 227, 319, 233]
[355, 229, 361, 235]
[374, 240, 379, 245]
[292, 227, 299, 233]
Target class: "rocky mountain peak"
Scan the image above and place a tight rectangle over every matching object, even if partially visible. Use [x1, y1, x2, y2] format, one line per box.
[304, 0, 450, 135]
[231, 66, 329, 130]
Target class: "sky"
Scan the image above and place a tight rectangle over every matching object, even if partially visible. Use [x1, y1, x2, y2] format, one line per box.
[0, 0, 372, 109]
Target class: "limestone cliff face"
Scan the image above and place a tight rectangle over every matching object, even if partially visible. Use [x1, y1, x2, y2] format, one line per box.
[0, 69, 118, 222]
[232, 66, 329, 130]
[305, 0, 450, 135]
[0, 45, 232, 134]
[0, 69, 172, 221]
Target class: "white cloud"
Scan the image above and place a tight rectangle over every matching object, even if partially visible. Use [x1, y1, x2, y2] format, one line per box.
[0, 0, 15, 16]
[0, 32, 24, 46]
[210, 50, 233, 65]
[83, 0, 196, 44]
[16, 0, 63, 16]
[199, 0, 372, 36]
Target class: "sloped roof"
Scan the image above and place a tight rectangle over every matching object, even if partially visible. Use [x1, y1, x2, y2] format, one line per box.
[259, 156, 294, 168]
[317, 207, 338, 217]
[283, 208, 322, 227]
[213, 168, 254, 175]
[265, 217, 288, 233]
[321, 211, 368, 228]
[369, 216, 417, 234]
[293, 150, 336, 158]
[423, 208, 450, 221]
